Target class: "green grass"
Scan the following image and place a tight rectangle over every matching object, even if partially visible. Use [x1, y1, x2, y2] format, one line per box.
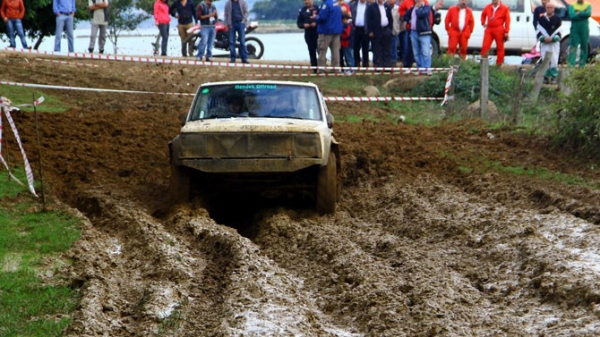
[0, 86, 69, 113]
[446, 152, 600, 189]
[0, 168, 82, 337]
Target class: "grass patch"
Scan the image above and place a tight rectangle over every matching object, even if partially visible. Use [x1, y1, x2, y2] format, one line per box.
[0, 168, 81, 337]
[447, 152, 599, 189]
[0, 86, 69, 113]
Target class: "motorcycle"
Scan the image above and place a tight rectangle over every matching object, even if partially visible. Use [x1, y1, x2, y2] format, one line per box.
[184, 20, 265, 59]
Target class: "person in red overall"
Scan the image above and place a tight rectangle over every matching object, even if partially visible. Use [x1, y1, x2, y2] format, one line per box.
[445, 0, 474, 59]
[481, 0, 510, 66]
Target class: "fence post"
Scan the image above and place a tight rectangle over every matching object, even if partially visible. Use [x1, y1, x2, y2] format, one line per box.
[480, 57, 489, 119]
[558, 67, 572, 95]
[529, 52, 552, 102]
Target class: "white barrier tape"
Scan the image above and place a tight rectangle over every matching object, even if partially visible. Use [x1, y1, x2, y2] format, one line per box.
[324, 96, 443, 102]
[0, 97, 37, 196]
[0, 80, 195, 96]
[2, 48, 452, 73]
[15, 96, 45, 107]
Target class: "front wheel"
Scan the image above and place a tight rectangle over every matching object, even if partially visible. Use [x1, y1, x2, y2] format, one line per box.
[244, 37, 264, 59]
[170, 162, 191, 204]
[184, 32, 201, 55]
[316, 152, 338, 215]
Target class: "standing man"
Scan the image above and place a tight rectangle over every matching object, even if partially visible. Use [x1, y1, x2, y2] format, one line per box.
[537, 1, 561, 84]
[350, 0, 370, 67]
[316, 0, 343, 72]
[444, 0, 474, 60]
[367, 0, 393, 68]
[1, 0, 29, 49]
[196, 0, 218, 62]
[481, 0, 510, 66]
[224, 0, 249, 63]
[170, 0, 197, 57]
[398, 0, 419, 69]
[297, 0, 319, 72]
[88, 0, 109, 54]
[53, 0, 76, 53]
[568, 0, 592, 67]
[404, 0, 438, 75]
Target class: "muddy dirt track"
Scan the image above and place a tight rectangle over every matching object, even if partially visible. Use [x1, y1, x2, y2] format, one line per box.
[2, 51, 600, 336]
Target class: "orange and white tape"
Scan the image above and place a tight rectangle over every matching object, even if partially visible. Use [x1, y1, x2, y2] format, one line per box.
[0, 96, 37, 196]
[0, 80, 447, 101]
[2, 47, 452, 73]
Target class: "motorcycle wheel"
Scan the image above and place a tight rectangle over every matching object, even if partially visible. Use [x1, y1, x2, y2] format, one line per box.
[244, 37, 264, 59]
[184, 33, 201, 54]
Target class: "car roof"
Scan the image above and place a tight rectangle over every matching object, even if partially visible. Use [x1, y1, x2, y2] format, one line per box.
[199, 80, 319, 89]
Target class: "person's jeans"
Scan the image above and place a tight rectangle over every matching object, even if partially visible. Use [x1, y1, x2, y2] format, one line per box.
[410, 30, 431, 71]
[390, 34, 398, 63]
[400, 30, 414, 67]
[158, 24, 169, 56]
[229, 22, 247, 62]
[6, 19, 28, 49]
[342, 46, 355, 69]
[197, 26, 216, 59]
[54, 14, 74, 52]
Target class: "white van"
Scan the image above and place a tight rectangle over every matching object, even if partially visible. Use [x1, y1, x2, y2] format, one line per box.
[430, 0, 600, 62]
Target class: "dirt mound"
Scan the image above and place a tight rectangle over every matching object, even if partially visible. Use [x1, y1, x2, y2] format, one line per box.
[1, 51, 600, 336]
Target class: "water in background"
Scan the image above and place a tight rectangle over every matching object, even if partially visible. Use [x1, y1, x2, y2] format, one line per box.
[27, 28, 521, 64]
[34, 28, 310, 61]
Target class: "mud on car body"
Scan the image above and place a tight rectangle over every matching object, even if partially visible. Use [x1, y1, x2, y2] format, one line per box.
[169, 80, 341, 214]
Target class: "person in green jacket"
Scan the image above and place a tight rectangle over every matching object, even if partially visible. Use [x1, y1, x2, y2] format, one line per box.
[568, 0, 592, 67]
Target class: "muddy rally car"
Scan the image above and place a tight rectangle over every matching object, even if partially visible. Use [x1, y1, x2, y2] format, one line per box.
[169, 80, 341, 214]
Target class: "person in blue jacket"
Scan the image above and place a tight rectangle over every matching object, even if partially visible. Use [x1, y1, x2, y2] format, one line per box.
[316, 0, 344, 73]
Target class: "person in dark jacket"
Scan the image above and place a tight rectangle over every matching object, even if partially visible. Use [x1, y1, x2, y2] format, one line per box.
[297, 0, 319, 72]
[537, 1, 561, 83]
[403, 0, 437, 75]
[224, 0, 250, 63]
[170, 0, 197, 57]
[366, 0, 394, 67]
[350, 0, 370, 67]
[316, 0, 344, 72]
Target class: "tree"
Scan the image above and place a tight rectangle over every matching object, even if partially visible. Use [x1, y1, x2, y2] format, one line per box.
[106, 0, 149, 54]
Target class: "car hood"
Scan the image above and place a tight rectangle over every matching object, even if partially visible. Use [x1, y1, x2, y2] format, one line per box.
[180, 118, 326, 133]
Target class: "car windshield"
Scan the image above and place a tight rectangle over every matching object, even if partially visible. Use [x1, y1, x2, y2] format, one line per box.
[188, 83, 323, 121]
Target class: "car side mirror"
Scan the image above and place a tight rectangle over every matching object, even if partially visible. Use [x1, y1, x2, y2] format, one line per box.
[326, 113, 334, 128]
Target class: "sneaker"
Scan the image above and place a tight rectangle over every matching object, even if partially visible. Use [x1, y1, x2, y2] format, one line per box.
[88, 48, 93, 53]
[543, 77, 549, 84]
[242, 60, 249, 64]
[99, 49, 104, 54]
[413, 71, 421, 76]
[426, 71, 433, 76]
[403, 68, 411, 74]
[343, 70, 354, 76]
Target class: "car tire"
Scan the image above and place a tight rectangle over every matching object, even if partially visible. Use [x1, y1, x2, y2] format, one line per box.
[170, 162, 191, 203]
[316, 152, 337, 215]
